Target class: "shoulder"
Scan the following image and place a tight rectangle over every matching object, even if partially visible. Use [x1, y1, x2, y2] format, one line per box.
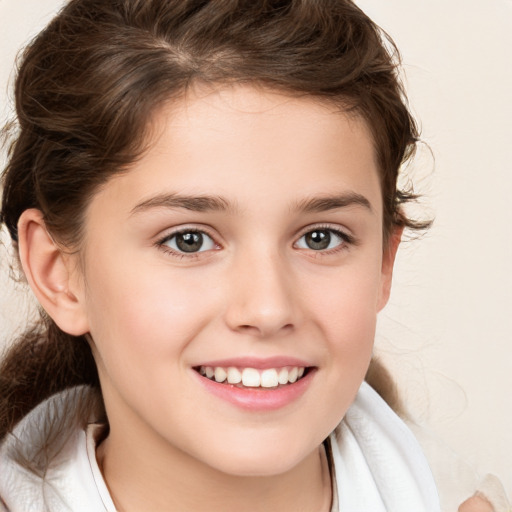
[332, 383, 511, 512]
[0, 386, 107, 511]
[331, 382, 441, 511]
[365, 360, 511, 511]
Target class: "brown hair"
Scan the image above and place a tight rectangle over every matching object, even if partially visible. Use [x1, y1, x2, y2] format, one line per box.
[0, 0, 426, 439]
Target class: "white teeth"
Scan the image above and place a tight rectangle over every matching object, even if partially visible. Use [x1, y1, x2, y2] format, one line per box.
[242, 368, 261, 387]
[198, 365, 307, 388]
[227, 367, 242, 384]
[277, 368, 289, 385]
[260, 369, 279, 388]
[214, 367, 227, 383]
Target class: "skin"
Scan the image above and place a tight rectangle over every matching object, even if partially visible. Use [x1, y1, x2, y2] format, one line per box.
[459, 496, 494, 512]
[16, 85, 493, 511]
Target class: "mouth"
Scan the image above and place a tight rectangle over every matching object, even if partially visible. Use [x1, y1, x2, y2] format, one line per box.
[194, 365, 311, 389]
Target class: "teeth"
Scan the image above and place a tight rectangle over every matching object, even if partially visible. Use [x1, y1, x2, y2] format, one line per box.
[260, 369, 278, 388]
[198, 365, 307, 388]
[214, 367, 227, 383]
[277, 368, 289, 385]
[227, 367, 242, 384]
[242, 368, 260, 387]
[288, 367, 298, 383]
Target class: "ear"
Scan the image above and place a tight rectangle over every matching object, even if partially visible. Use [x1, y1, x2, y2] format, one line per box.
[377, 225, 403, 312]
[17, 208, 89, 336]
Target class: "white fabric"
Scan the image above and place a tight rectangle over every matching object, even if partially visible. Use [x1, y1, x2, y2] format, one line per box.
[331, 381, 440, 511]
[1, 383, 440, 511]
[85, 425, 117, 512]
[0, 387, 111, 512]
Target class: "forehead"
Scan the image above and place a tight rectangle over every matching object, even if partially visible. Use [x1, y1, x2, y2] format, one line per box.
[90, 85, 382, 220]
[154, 85, 377, 167]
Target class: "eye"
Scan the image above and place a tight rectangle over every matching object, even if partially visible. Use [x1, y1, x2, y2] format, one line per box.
[295, 228, 349, 251]
[160, 230, 217, 254]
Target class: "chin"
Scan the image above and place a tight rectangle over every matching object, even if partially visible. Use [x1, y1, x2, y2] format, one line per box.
[213, 456, 303, 478]
[198, 435, 319, 478]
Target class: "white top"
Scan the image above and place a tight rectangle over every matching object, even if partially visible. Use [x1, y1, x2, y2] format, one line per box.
[85, 425, 117, 511]
[0, 383, 507, 511]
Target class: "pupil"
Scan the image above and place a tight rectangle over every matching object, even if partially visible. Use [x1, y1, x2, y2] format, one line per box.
[306, 230, 330, 250]
[176, 232, 203, 253]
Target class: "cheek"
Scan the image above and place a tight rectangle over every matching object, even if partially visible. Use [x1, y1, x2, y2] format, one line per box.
[299, 282, 378, 440]
[307, 256, 383, 340]
[81, 249, 220, 375]
[303, 256, 383, 391]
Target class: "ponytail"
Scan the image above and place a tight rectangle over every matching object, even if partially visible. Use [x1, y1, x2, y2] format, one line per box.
[0, 316, 99, 440]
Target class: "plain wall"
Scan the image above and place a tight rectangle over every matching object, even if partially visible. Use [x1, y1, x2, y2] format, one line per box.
[1, 0, 511, 495]
[359, 0, 512, 493]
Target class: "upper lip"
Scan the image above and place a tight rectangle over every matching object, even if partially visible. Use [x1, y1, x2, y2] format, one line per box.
[193, 356, 313, 369]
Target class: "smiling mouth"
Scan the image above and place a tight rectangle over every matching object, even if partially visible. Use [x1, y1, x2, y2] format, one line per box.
[194, 365, 310, 389]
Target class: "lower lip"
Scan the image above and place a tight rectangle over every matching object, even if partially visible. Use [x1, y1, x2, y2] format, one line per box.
[193, 369, 316, 411]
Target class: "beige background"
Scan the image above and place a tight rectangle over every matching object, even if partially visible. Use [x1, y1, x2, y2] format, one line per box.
[1, 0, 511, 496]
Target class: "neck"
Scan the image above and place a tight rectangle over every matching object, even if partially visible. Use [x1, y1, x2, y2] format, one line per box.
[96, 428, 332, 512]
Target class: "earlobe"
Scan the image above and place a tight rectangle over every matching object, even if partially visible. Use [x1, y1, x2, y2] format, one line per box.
[17, 209, 89, 336]
[377, 225, 403, 311]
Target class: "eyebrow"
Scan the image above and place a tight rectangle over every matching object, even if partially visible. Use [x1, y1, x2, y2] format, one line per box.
[293, 192, 373, 214]
[130, 193, 236, 215]
[130, 191, 372, 216]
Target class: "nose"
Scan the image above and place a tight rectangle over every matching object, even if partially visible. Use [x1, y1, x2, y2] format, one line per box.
[224, 249, 300, 338]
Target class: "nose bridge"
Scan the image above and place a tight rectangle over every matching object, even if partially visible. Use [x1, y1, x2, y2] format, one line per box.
[225, 244, 298, 337]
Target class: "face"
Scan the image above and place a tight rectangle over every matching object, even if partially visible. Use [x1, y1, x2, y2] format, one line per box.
[74, 85, 396, 477]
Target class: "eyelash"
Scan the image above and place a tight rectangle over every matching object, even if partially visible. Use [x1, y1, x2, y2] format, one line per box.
[155, 225, 355, 259]
[155, 228, 220, 259]
[294, 225, 355, 255]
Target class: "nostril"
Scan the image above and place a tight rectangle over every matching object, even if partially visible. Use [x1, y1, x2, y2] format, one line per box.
[235, 322, 294, 337]
[238, 324, 259, 333]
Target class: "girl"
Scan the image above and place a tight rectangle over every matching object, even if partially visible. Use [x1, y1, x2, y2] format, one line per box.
[0, 1, 507, 511]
